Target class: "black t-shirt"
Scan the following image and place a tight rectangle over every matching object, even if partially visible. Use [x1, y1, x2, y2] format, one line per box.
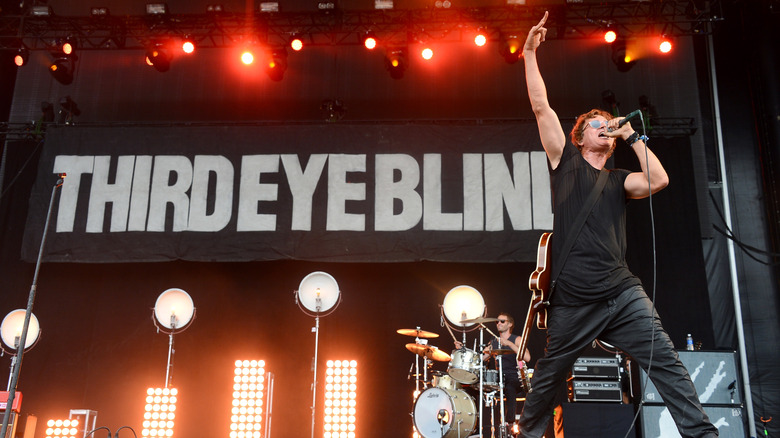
[549, 143, 642, 305]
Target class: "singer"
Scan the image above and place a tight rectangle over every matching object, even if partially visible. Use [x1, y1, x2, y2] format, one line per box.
[517, 12, 718, 438]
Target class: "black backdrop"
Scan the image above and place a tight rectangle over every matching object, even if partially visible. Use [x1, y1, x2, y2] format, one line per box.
[0, 131, 715, 438]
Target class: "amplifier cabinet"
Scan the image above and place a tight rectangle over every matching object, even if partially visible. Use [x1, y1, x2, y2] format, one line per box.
[641, 405, 745, 438]
[570, 380, 622, 402]
[572, 356, 620, 379]
[639, 351, 741, 405]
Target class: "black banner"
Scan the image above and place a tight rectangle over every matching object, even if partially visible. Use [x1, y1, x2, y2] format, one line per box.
[23, 123, 551, 263]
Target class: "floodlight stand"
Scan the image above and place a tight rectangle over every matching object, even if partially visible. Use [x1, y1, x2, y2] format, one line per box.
[165, 322, 177, 388]
[310, 310, 321, 438]
[1, 175, 63, 438]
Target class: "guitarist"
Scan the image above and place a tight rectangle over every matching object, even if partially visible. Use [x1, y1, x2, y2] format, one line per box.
[518, 12, 718, 438]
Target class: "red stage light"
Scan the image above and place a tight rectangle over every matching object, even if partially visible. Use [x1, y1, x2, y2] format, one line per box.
[659, 39, 673, 53]
[241, 51, 254, 65]
[290, 37, 303, 52]
[421, 47, 433, 60]
[182, 40, 195, 54]
[604, 30, 617, 44]
[62, 41, 74, 55]
[364, 36, 377, 50]
[474, 33, 487, 47]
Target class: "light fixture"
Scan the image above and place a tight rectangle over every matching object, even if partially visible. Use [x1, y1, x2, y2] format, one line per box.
[145, 3, 168, 15]
[289, 34, 304, 51]
[420, 47, 433, 60]
[30, 5, 52, 16]
[433, 0, 451, 8]
[321, 99, 346, 122]
[259, 2, 279, 12]
[385, 47, 407, 79]
[13, 48, 28, 67]
[60, 38, 75, 55]
[181, 37, 195, 54]
[474, 29, 487, 47]
[49, 56, 75, 85]
[90, 6, 110, 16]
[145, 44, 171, 72]
[441, 285, 485, 329]
[152, 288, 195, 387]
[294, 271, 341, 438]
[240, 50, 254, 65]
[363, 32, 377, 50]
[374, 0, 393, 9]
[659, 35, 673, 53]
[1, 309, 41, 354]
[265, 48, 287, 81]
[604, 29, 617, 44]
[205, 4, 223, 13]
[611, 38, 636, 72]
[499, 32, 522, 64]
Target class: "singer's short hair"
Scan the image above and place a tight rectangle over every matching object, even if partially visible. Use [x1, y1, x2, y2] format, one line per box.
[570, 109, 615, 153]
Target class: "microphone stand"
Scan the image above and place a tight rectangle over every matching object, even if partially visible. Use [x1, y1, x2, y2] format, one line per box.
[1, 175, 64, 438]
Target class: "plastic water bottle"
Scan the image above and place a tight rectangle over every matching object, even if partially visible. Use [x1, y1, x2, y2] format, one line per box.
[686, 334, 694, 351]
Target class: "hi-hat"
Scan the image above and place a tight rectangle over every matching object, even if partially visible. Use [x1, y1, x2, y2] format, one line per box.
[397, 328, 439, 338]
[405, 343, 451, 362]
[460, 316, 499, 324]
[489, 349, 514, 355]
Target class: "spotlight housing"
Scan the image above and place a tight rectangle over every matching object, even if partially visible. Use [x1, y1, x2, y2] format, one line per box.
[265, 48, 288, 81]
[49, 56, 75, 84]
[385, 47, 407, 79]
[14, 48, 29, 67]
[499, 33, 522, 64]
[363, 32, 377, 50]
[611, 38, 636, 72]
[145, 45, 171, 72]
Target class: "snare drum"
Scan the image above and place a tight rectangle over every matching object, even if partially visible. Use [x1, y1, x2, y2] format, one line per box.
[413, 387, 477, 438]
[482, 369, 500, 391]
[448, 348, 480, 384]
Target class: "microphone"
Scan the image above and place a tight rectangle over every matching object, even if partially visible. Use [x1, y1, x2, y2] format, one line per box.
[617, 109, 642, 128]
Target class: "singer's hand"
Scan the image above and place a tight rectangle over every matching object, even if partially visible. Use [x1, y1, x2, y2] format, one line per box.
[605, 118, 633, 139]
[524, 11, 549, 52]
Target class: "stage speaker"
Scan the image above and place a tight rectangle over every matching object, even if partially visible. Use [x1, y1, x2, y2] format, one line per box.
[561, 402, 636, 438]
[641, 405, 745, 438]
[639, 350, 741, 405]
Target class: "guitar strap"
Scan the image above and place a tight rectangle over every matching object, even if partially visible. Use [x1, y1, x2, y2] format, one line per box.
[548, 167, 609, 301]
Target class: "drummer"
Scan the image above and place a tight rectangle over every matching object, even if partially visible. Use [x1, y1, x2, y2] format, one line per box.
[487, 312, 531, 432]
[456, 312, 531, 435]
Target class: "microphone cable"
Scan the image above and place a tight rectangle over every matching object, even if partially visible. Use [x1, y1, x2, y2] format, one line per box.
[621, 110, 658, 438]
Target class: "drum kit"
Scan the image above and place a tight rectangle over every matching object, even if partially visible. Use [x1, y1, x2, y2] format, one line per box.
[398, 317, 518, 438]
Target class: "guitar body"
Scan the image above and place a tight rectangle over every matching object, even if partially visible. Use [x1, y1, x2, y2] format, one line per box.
[516, 232, 553, 392]
[528, 232, 552, 330]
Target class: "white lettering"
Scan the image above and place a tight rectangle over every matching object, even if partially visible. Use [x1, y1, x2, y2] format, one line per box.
[237, 155, 279, 231]
[375, 154, 422, 231]
[147, 156, 193, 232]
[327, 154, 366, 231]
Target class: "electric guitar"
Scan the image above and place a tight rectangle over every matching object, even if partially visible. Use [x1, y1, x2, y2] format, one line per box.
[516, 232, 552, 392]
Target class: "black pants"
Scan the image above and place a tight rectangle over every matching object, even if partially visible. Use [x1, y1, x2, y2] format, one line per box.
[518, 285, 719, 438]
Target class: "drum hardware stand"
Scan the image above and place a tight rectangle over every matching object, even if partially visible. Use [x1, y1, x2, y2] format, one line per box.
[481, 326, 509, 438]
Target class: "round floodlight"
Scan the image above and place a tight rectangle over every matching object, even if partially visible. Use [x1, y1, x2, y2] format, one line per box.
[153, 288, 195, 332]
[296, 271, 341, 315]
[1, 309, 41, 352]
[442, 285, 485, 328]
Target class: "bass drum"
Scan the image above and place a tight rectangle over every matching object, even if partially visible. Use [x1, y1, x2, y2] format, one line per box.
[413, 387, 477, 438]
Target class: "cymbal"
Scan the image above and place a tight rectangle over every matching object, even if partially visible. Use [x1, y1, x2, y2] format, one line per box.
[460, 316, 499, 324]
[489, 349, 513, 355]
[397, 328, 439, 338]
[405, 343, 452, 362]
